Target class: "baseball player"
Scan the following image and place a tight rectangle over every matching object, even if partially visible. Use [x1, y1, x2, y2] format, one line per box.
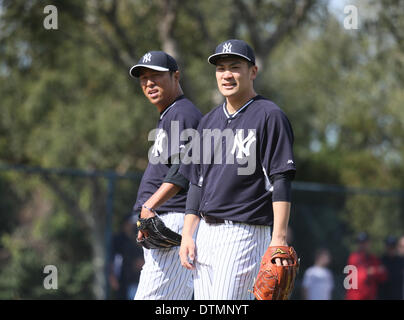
[129, 51, 202, 299]
[179, 39, 296, 299]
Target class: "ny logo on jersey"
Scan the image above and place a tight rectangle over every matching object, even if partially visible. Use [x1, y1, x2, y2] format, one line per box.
[143, 53, 152, 63]
[151, 129, 166, 157]
[231, 130, 256, 159]
[222, 42, 232, 53]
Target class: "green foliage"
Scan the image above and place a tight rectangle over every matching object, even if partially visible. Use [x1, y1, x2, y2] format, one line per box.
[0, 181, 94, 299]
[0, 246, 94, 299]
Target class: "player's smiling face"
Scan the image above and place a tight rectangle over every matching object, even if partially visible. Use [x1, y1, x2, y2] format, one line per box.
[215, 57, 257, 100]
[139, 68, 178, 109]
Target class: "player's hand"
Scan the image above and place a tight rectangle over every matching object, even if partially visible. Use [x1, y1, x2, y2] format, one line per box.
[109, 274, 120, 291]
[137, 207, 155, 241]
[179, 236, 196, 270]
[137, 230, 149, 241]
[269, 239, 292, 267]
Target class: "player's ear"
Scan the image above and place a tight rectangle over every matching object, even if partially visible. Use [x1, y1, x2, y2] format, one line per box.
[249, 64, 258, 81]
[172, 70, 180, 82]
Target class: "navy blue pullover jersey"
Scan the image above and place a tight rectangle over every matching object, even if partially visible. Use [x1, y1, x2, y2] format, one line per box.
[179, 95, 296, 226]
[133, 95, 202, 214]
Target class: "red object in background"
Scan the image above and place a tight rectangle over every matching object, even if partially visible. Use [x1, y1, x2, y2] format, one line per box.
[345, 251, 387, 300]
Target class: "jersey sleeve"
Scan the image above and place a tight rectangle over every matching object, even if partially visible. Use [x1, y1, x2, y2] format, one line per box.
[162, 109, 201, 164]
[163, 163, 189, 191]
[178, 114, 205, 186]
[185, 183, 202, 216]
[261, 110, 296, 176]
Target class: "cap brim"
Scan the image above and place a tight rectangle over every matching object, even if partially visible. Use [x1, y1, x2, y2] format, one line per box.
[129, 64, 170, 78]
[208, 53, 253, 65]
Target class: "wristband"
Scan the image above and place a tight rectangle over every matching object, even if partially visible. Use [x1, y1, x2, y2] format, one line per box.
[142, 205, 157, 214]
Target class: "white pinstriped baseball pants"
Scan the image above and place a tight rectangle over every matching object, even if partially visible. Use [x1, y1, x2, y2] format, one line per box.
[134, 212, 193, 300]
[193, 219, 271, 300]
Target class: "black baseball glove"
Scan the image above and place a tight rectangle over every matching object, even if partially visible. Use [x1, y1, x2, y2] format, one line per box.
[136, 215, 182, 249]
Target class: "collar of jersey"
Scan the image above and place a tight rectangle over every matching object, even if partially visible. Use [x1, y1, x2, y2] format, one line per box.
[222, 97, 255, 119]
[159, 95, 185, 120]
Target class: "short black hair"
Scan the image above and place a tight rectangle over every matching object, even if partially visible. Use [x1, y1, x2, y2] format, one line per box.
[247, 61, 255, 68]
[315, 248, 330, 260]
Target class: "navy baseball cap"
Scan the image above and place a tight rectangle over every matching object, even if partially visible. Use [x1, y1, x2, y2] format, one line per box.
[129, 51, 178, 78]
[208, 39, 256, 65]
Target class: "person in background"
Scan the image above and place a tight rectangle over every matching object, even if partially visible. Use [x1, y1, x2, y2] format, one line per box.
[397, 236, 404, 258]
[302, 248, 334, 300]
[345, 232, 387, 300]
[108, 214, 144, 300]
[397, 235, 404, 299]
[378, 236, 404, 300]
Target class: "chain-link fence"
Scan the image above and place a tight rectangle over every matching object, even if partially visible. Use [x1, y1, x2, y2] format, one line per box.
[0, 165, 403, 300]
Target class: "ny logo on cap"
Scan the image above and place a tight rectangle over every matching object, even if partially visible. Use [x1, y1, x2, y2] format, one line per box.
[222, 42, 232, 53]
[143, 53, 152, 63]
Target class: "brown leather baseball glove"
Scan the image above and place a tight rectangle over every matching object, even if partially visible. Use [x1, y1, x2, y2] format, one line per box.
[253, 246, 300, 300]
